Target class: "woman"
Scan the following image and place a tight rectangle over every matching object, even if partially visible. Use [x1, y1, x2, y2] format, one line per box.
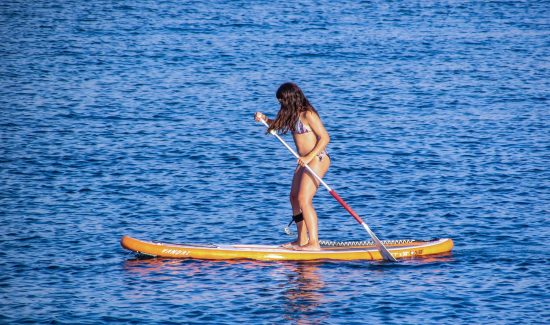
[255, 82, 330, 251]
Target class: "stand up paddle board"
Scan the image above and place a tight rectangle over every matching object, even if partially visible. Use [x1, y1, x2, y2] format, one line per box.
[121, 235, 453, 261]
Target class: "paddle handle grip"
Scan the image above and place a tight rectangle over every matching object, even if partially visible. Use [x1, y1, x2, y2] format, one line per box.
[329, 190, 364, 225]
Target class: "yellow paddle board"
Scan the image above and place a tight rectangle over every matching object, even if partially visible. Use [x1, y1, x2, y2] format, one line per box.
[121, 235, 453, 261]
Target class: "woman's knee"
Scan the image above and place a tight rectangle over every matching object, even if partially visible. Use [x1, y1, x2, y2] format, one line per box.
[297, 194, 313, 209]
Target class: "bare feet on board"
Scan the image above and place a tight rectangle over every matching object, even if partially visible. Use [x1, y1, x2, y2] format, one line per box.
[293, 243, 321, 251]
[281, 239, 308, 249]
[281, 242, 298, 249]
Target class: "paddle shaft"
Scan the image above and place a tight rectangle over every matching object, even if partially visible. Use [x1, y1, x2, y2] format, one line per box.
[260, 118, 397, 262]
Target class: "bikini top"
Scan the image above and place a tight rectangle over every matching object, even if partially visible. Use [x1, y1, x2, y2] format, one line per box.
[292, 118, 312, 135]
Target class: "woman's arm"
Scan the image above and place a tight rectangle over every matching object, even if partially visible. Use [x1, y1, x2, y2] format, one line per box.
[304, 110, 330, 158]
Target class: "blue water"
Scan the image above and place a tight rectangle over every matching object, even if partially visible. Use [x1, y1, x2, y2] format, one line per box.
[1, 0, 549, 323]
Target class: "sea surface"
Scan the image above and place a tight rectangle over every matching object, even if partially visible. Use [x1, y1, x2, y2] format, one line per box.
[1, 1, 549, 324]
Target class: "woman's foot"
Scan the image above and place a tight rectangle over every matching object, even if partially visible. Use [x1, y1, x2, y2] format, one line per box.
[281, 241, 298, 249]
[281, 239, 308, 249]
[293, 242, 321, 251]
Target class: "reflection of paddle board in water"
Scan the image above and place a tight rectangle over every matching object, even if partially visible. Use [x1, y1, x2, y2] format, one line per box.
[120, 236, 453, 261]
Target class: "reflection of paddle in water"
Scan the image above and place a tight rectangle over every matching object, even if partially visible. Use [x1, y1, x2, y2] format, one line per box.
[282, 262, 328, 324]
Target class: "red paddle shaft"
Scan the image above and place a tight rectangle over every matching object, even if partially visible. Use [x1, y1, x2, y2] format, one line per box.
[259, 118, 397, 261]
[329, 190, 363, 224]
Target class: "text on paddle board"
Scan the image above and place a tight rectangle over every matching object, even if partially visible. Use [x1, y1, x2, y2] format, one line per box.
[394, 250, 423, 258]
[161, 249, 190, 256]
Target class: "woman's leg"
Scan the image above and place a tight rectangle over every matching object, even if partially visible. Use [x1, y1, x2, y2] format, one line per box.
[284, 166, 308, 247]
[295, 156, 330, 251]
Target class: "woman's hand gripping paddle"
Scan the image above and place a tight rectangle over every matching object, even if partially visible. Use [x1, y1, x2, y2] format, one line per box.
[259, 118, 397, 262]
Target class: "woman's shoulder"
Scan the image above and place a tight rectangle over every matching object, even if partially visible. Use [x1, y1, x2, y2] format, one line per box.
[303, 110, 320, 121]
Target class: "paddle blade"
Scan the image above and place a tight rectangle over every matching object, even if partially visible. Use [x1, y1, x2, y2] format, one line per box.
[361, 223, 397, 262]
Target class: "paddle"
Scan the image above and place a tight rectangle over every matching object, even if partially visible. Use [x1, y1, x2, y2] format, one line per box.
[259, 118, 397, 262]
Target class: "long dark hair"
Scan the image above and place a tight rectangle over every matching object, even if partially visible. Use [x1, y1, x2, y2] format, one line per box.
[268, 82, 319, 134]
